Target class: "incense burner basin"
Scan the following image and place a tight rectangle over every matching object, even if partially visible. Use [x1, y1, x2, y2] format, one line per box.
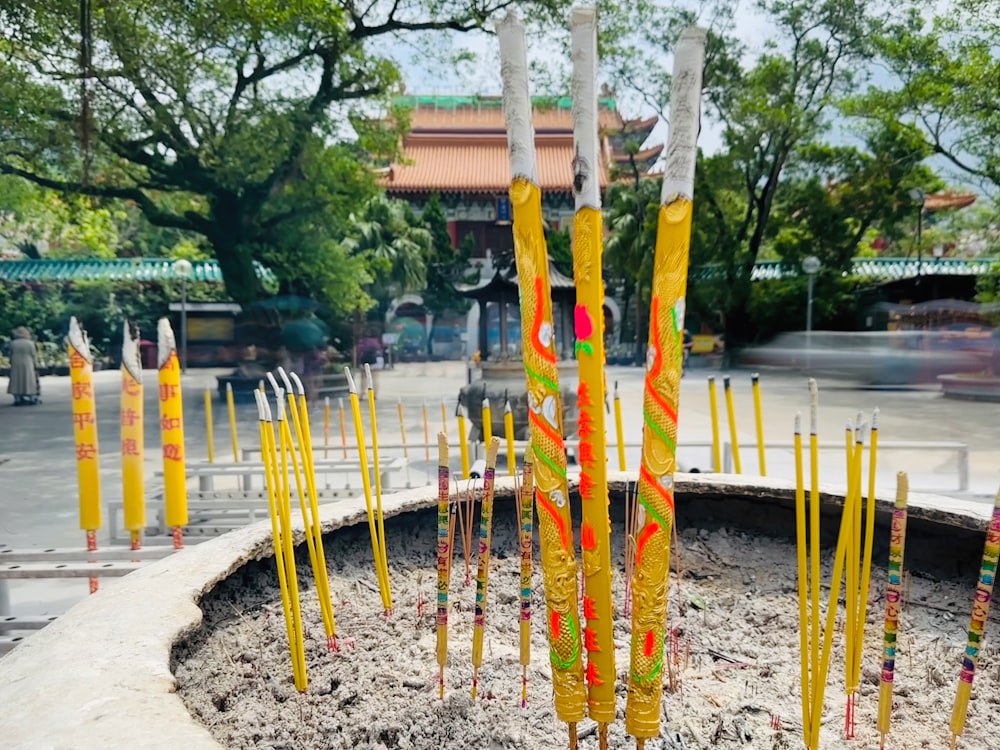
[0, 475, 993, 749]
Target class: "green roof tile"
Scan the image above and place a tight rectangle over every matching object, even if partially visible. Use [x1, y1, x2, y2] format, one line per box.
[0, 258, 275, 285]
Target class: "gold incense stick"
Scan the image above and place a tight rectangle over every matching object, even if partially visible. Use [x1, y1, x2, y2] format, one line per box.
[471, 438, 500, 699]
[204, 388, 215, 463]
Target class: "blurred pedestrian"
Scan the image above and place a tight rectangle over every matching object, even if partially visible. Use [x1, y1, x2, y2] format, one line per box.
[8, 327, 40, 406]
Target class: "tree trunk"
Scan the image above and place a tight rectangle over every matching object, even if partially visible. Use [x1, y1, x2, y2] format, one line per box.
[211, 236, 260, 304]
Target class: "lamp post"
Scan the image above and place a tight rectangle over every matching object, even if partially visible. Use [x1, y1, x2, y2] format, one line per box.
[802, 255, 821, 372]
[172, 259, 193, 373]
[908, 188, 925, 279]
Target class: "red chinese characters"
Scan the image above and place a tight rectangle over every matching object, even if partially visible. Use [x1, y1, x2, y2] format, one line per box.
[76, 443, 97, 461]
[121, 438, 141, 456]
[160, 415, 182, 431]
[578, 471, 596, 500]
[162, 443, 183, 462]
[72, 412, 95, 431]
[578, 440, 597, 471]
[159, 383, 178, 401]
[72, 382, 93, 400]
[120, 408, 140, 427]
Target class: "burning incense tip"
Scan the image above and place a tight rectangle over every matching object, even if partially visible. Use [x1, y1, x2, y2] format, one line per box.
[794, 411, 801, 434]
[872, 407, 880, 429]
[289, 371, 305, 396]
[751, 372, 759, 384]
[364, 363, 374, 392]
[505, 400, 512, 414]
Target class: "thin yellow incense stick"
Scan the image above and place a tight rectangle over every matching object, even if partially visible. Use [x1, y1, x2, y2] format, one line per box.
[278, 369, 337, 650]
[255, 391, 304, 690]
[436, 433, 451, 698]
[441, 397, 448, 440]
[226, 381, 239, 462]
[613, 381, 626, 471]
[809, 430, 864, 749]
[808, 379, 820, 699]
[292, 375, 337, 650]
[323, 396, 331, 460]
[204, 388, 215, 463]
[422, 401, 431, 463]
[793, 413, 811, 745]
[751, 373, 765, 475]
[344, 367, 390, 611]
[481, 398, 493, 446]
[707, 376, 721, 472]
[844, 419, 857, 724]
[878, 471, 908, 750]
[274, 387, 307, 690]
[471, 438, 501, 699]
[723, 375, 741, 473]
[398, 397, 411, 488]
[856, 409, 880, 687]
[457, 406, 471, 480]
[504, 400, 516, 477]
[338, 397, 348, 460]
[365, 363, 393, 613]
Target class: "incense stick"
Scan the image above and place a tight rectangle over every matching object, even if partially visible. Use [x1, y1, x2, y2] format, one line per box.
[878, 472, 908, 750]
[436, 433, 451, 698]
[471, 438, 500, 699]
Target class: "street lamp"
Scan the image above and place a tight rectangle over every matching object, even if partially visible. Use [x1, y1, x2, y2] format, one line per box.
[172, 259, 194, 373]
[802, 255, 821, 371]
[908, 188, 926, 278]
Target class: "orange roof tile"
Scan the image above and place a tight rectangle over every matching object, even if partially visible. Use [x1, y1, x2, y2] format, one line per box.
[402, 100, 623, 134]
[924, 192, 977, 212]
[386, 138, 609, 194]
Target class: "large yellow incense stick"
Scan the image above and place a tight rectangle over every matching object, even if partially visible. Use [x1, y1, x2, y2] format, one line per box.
[457, 405, 471, 479]
[808, 379, 821, 695]
[625, 26, 707, 747]
[707, 376, 721, 472]
[570, 8, 617, 743]
[723, 375, 741, 474]
[365, 363, 392, 612]
[255, 390, 307, 691]
[120, 323, 145, 551]
[157, 319, 187, 550]
[949, 485, 1000, 749]
[471, 438, 501, 699]
[345, 367, 391, 611]
[751, 373, 766, 475]
[436, 433, 451, 698]
[518, 452, 535, 707]
[204, 388, 215, 463]
[225, 382, 239, 462]
[498, 12, 586, 740]
[481, 398, 493, 446]
[878, 472, 908, 750]
[504, 400, 517, 476]
[793, 413, 811, 745]
[69, 317, 101, 592]
[613, 381, 626, 471]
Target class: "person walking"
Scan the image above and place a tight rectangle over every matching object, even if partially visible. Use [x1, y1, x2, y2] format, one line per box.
[8, 327, 40, 406]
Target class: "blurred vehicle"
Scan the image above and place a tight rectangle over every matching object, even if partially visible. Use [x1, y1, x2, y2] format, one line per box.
[741, 330, 992, 385]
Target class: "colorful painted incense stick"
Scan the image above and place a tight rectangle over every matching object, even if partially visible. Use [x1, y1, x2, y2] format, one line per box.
[878, 471, 908, 750]
[157, 319, 187, 550]
[498, 12, 586, 740]
[570, 8, 617, 743]
[624, 26, 707, 747]
[949, 485, 1000, 748]
[518, 451, 535, 707]
[69, 317, 102, 592]
[345, 366, 391, 611]
[436, 433, 451, 698]
[471, 438, 501, 699]
[120, 323, 145, 551]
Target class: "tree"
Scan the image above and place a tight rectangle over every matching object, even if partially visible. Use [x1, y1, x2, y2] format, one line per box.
[0, 0, 573, 303]
[420, 193, 475, 319]
[860, 3, 1000, 191]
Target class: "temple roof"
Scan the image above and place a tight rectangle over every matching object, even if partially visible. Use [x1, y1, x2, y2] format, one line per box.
[924, 192, 977, 212]
[456, 261, 577, 299]
[397, 95, 623, 133]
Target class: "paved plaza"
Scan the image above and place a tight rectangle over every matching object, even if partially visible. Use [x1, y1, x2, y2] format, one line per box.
[2, 360, 1000, 616]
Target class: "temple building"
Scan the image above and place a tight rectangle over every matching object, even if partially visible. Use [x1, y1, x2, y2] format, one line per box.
[381, 94, 660, 358]
[383, 94, 660, 261]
